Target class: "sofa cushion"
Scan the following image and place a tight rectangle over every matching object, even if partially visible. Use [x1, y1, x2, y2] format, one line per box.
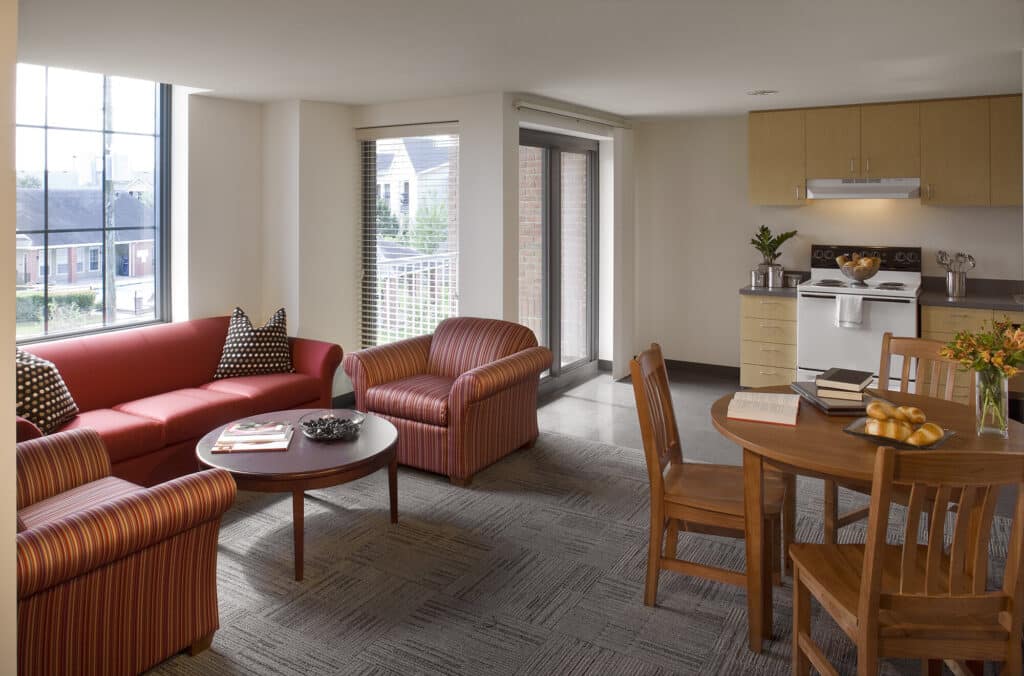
[115, 388, 251, 445]
[16, 349, 79, 434]
[427, 317, 539, 378]
[201, 373, 321, 411]
[214, 307, 294, 379]
[366, 374, 454, 426]
[18, 476, 144, 530]
[58, 409, 166, 463]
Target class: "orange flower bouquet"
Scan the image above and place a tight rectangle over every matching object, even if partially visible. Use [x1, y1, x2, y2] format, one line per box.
[940, 319, 1024, 437]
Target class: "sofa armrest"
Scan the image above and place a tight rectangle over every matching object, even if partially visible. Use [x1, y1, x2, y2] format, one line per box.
[343, 335, 432, 410]
[17, 468, 236, 599]
[17, 429, 112, 509]
[451, 346, 552, 406]
[289, 336, 343, 405]
[16, 416, 43, 443]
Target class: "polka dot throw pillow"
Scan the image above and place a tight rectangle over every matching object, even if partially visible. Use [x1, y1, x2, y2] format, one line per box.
[16, 348, 79, 434]
[214, 307, 294, 379]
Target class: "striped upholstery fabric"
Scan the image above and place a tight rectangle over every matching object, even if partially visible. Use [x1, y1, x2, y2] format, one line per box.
[17, 428, 112, 509]
[343, 317, 552, 483]
[16, 430, 237, 675]
[427, 317, 538, 378]
[366, 374, 454, 426]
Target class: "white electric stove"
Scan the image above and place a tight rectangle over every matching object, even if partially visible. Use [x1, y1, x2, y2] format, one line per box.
[796, 245, 922, 388]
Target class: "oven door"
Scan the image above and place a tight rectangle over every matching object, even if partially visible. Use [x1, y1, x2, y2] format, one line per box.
[797, 292, 918, 389]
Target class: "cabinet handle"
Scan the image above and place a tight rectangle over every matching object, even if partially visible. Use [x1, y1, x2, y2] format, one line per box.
[759, 300, 780, 306]
[794, 184, 800, 200]
[759, 369, 777, 375]
[759, 347, 779, 352]
[758, 323, 781, 329]
[865, 158, 870, 174]
[850, 158, 855, 173]
[927, 184, 934, 200]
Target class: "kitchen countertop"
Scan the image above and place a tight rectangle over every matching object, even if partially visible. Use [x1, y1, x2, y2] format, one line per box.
[919, 276, 1024, 312]
[738, 285, 797, 297]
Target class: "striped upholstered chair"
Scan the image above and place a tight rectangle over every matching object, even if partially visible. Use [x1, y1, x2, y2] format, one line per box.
[16, 428, 236, 676]
[344, 317, 552, 485]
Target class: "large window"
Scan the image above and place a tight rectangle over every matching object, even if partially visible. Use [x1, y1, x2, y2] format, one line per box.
[15, 64, 169, 340]
[361, 133, 459, 346]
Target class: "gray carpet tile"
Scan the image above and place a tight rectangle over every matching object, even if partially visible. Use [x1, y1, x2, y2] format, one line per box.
[151, 432, 1012, 675]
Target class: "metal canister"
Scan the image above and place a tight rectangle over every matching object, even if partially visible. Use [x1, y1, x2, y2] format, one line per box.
[751, 269, 767, 288]
[946, 271, 966, 299]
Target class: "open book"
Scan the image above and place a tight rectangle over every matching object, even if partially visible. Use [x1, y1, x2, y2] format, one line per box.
[727, 391, 800, 426]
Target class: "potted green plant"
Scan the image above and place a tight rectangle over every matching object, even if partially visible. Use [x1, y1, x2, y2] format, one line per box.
[750, 225, 797, 288]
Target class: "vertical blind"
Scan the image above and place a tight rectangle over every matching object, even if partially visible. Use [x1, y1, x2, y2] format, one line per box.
[361, 133, 459, 347]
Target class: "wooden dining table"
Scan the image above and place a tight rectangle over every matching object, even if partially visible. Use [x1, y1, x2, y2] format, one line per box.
[711, 385, 1024, 653]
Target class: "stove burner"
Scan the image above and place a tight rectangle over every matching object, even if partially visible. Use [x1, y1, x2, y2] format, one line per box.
[876, 282, 906, 290]
[813, 279, 845, 287]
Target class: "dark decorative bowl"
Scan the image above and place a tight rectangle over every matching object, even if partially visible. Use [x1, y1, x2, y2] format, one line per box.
[299, 410, 366, 442]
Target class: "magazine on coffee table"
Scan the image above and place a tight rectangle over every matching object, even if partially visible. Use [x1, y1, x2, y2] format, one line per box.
[212, 424, 294, 453]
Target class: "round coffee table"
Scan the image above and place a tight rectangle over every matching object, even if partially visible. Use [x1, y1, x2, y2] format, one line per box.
[197, 409, 399, 581]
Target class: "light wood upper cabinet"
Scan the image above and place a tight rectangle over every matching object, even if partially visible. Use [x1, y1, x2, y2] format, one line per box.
[748, 109, 805, 205]
[861, 102, 920, 178]
[920, 97, 991, 206]
[990, 95, 1022, 206]
[805, 106, 861, 178]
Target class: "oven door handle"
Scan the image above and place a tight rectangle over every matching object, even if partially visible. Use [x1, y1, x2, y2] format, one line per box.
[799, 293, 913, 304]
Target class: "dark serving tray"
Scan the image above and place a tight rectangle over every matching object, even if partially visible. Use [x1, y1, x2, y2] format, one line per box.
[842, 417, 956, 450]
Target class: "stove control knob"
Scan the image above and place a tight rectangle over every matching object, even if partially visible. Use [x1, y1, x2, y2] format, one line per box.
[895, 251, 906, 262]
[907, 251, 920, 263]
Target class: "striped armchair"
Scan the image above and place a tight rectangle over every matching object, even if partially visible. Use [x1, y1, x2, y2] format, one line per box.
[344, 317, 552, 485]
[16, 429, 236, 676]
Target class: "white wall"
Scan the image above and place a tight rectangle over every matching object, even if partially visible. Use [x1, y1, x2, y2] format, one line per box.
[187, 95, 263, 319]
[1, 0, 17, 668]
[634, 115, 1024, 368]
[261, 101, 300, 324]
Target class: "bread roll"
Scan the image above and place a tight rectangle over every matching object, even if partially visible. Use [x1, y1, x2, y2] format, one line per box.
[866, 401, 897, 420]
[894, 406, 926, 424]
[864, 418, 913, 441]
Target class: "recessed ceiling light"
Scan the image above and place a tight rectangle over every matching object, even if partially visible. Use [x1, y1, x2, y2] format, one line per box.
[746, 89, 779, 96]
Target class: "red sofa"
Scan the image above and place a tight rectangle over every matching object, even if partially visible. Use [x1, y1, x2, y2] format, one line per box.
[17, 316, 343, 486]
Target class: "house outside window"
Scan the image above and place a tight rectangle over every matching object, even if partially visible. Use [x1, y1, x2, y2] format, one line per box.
[15, 64, 170, 340]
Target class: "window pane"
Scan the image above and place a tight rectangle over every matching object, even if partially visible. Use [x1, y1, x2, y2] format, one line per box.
[16, 63, 45, 126]
[518, 145, 546, 347]
[45, 231, 104, 335]
[113, 228, 157, 324]
[560, 151, 590, 367]
[15, 230, 44, 339]
[47, 67, 104, 130]
[16, 127, 44, 231]
[47, 129, 103, 229]
[107, 134, 155, 228]
[108, 76, 156, 134]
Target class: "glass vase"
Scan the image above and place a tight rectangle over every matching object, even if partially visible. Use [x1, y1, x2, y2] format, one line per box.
[975, 369, 1009, 438]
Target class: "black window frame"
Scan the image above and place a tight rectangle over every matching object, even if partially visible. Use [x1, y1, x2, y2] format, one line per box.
[15, 73, 172, 344]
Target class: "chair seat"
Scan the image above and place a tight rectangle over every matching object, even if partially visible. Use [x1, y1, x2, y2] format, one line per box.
[18, 476, 144, 530]
[57, 408, 166, 463]
[663, 462, 786, 517]
[790, 543, 1006, 641]
[201, 373, 321, 411]
[365, 374, 454, 426]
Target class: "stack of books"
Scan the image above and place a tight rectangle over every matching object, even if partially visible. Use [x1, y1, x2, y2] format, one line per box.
[211, 420, 293, 454]
[814, 368, 873, 401]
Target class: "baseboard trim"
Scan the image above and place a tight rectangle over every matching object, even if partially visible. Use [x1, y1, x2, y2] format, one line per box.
[663, 359, 740, 380]
[331, 392, 356, 408]
[597, 359, 612, 372]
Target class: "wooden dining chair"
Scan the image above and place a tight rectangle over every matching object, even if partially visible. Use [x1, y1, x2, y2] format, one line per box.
[823, 332, 972, 544]
[630, 343, 793, 605]
[792, 446, 1024, 676]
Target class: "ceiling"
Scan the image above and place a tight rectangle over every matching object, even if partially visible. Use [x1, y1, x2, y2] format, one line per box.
[16, 0, 1024, 117]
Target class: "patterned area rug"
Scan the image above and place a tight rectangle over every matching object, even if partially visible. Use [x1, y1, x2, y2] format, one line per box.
[153, 433, 1012, 675]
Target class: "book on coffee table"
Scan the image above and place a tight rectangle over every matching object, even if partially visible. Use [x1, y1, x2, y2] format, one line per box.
[212, 424, 293, 453]
[791, 381, 872, 416]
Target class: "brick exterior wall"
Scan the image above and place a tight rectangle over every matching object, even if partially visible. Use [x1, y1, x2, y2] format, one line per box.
[518, 146, 545, 345]
[559, 152, 589, 364]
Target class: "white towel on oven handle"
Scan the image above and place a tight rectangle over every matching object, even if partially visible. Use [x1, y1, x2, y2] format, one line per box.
[835, 295, 863, 327]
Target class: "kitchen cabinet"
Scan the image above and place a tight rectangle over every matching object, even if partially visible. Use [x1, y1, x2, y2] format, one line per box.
[740, 296, 797, 387]
[990, 95, 1023, 206]
[920, 97, 991, 206]
[805, 106, 861, 178]
[748, 110, 805, 205]
[861, 102, 920, 178]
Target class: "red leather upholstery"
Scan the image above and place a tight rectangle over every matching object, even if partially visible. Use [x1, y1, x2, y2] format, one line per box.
[344, 317, 551, 483]
[366, 374, 454, 426]
[19, 317, 343, 486]
[59, 409, 165, 463]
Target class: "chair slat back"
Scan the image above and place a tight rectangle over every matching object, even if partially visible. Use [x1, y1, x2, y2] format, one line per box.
[630, 343, 683, 496]
[860, 448, 1024, 644]
[877, 333, 972, 402]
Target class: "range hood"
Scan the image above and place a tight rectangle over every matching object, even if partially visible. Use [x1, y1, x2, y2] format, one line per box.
[805, 177, 921, 199]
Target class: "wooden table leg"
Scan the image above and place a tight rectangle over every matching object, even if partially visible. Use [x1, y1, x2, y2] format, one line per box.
[743, 448, 769, 652]
[292, 490, 304, 582]
[388, 457, 398, 524]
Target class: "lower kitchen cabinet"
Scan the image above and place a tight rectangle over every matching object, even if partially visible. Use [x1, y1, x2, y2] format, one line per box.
[740, 295, 797, 387]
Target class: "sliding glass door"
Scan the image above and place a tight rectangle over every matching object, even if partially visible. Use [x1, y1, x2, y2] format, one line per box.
[518, 129, 598, 376]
